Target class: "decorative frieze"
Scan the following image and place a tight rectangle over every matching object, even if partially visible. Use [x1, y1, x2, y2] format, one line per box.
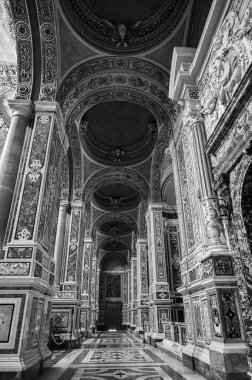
[221, 292, 241, 339]
[0, 262, 30, 275]
[66, 207, 82, 282]
[209, 294, 223, 338]
[177, 142, 195, 249]
[200, 10, 252, 139]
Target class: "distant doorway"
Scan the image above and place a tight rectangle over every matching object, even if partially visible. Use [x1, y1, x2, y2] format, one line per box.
[105, 301, 122, 330]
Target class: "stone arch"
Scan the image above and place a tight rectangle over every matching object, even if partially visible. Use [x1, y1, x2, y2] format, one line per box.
[230, 154, 252, 267]
[60, 152, 70, 201]
[150, 122, 172, 202]
[229, 153, 252, 341]
[96, 236, 131, 257]
[68, 122, 82, 200]
[91, 212, 138, 240]
[66, 88, 170, 131]
[83, 167, 150, 203]
[7, 0, 58, 101]
[83, 167, 149, 236]
[57, 56, 170, 109]
[6, 0, 33, 99]
[138, 200, 148, 238]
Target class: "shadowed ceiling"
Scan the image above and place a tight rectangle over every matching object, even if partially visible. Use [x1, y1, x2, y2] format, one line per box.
[86, 101, 154, 147]
[83, 0, 166, 24]
[98, 220, 133, 236]
[93, 183, 140, 211]
[80, 101, 158, 166]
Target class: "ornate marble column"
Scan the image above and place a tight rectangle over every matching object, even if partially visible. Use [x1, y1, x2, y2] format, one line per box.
[146, 204, 173, 343]
[0, 100, 32, 255]
[81, 237, 93, 330]
[136, 239, 149, 334]
[53, 201, 83, 346]
[96, 267, 100, 326]
[122, 271, 128, 328]
[169, 141, 188, 259]
[127, 267, 131, 327]
[183, 101, 228, 252]
[179, 95, 247, 377]
[131, 256, 137, 329]
[90, 255, 97, 328]
[54, 200, 69, 287]
[0, 101, 68, 376]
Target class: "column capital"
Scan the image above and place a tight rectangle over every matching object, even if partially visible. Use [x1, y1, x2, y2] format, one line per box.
[34, 101, 59, 114]
[147, 203, 163, 216]
[84, 237, 93, 244]
[182, 100, 205, 127]
[71, 201, 83, 209]
[59, 200, 69, 208]
[136, 238, 147, 246]
[8, 99, 33, 119]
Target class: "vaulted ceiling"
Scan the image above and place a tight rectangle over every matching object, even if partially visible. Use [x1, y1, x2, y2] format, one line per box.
[58, 0, 212, 267]
[0, 0, 213, 268]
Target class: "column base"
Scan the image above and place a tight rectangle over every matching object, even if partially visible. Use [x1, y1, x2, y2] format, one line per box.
[0, 348, 52, 380]
[209, 341, 249, 380]
[146, 332, 164, 346]
[135, 327, 144, 337]
[157, 339, 183, 361]
[182, 344, 210, 378]
[177, 342, 250, 380]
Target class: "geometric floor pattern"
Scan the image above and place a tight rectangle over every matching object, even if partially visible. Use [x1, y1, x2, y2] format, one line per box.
[36, 331, 207, 380]
[81, 349, 154, 363]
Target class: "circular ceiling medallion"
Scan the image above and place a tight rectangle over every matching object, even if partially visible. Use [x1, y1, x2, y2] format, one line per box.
[80, 101, 158, 166]
[60, 0, 188, 54]
[93, 183, 140, 211]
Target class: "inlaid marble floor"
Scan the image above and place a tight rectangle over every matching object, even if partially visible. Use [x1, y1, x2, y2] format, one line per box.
[36, 331, 207, 380]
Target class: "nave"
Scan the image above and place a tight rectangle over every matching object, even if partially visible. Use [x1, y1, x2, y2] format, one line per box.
[36, 331, 207, 380]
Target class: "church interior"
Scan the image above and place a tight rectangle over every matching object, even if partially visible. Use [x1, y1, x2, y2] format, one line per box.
[0, 0, 252, 379]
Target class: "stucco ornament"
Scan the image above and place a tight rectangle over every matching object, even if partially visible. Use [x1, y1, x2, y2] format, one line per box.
[201, 10, 252, 138]
[102, 19, 142, 48]
[203, 198, 225, 244]
[182, 99, 204, 127]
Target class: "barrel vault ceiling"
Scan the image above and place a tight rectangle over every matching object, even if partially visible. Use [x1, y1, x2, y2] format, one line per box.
[11, 0, 212, 266]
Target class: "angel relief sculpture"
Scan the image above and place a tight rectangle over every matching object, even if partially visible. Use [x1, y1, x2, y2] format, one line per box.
[102, 19, 142, 48]
[201, 10, 252, 138]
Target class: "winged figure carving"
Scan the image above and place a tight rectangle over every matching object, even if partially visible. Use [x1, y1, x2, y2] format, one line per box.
[102, 19, 142, 48]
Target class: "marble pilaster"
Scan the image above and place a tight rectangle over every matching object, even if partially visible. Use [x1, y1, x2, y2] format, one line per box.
[146, 204, 173, 343]
[53, 201, 83, 347]
[0, 101, 67, 375]
[81, 237, 93, 330]
[131, 257, 137, 329]
[0, 99, 32, 256]
[136, 239, 149, 334]
[54, 200, 69, 287]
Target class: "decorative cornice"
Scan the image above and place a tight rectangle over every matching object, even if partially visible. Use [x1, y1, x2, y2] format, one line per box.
[8, 99, 33, 118]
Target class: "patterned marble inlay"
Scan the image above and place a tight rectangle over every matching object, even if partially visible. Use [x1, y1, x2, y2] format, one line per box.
[71, 367, 170, 380]
[82, 349, 154, 363]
